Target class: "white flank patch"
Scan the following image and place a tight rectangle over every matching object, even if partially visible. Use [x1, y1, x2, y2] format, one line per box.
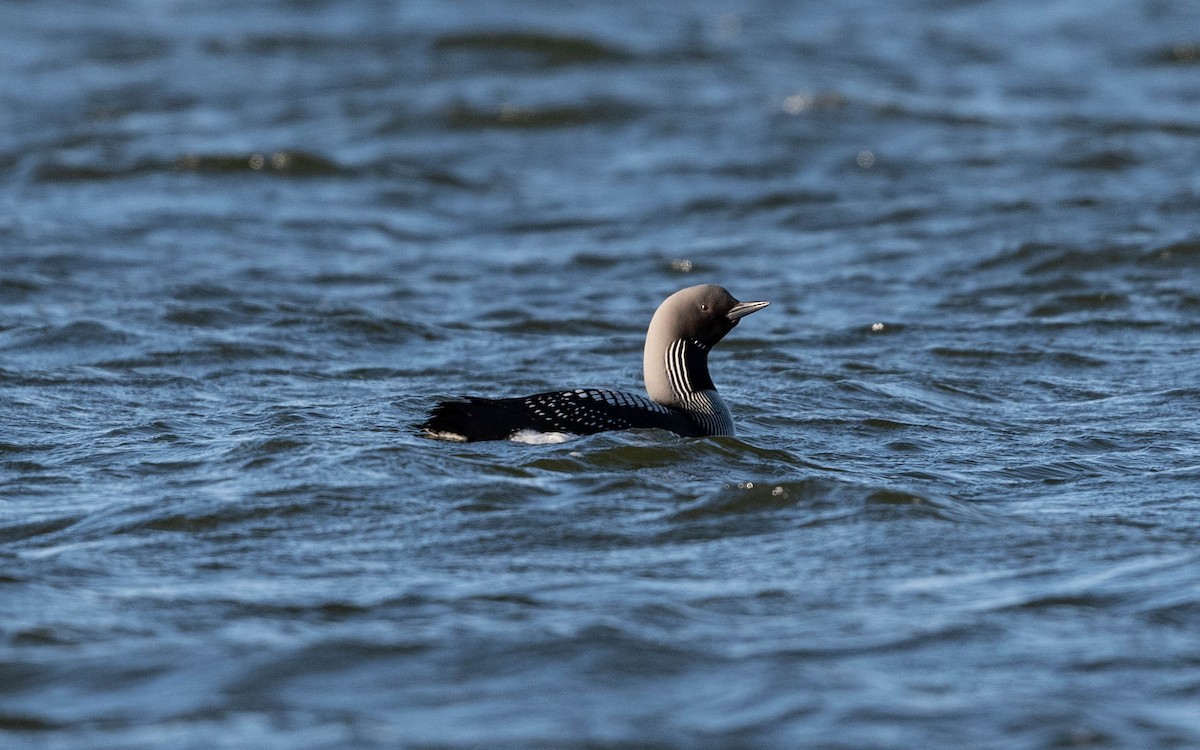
[510, 430, 575, 445]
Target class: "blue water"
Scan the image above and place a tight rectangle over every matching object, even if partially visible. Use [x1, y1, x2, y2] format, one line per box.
[3, 1, 1200, 747]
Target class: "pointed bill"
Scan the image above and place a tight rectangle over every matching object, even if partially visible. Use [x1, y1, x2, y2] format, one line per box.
[726, 299, 770, 322]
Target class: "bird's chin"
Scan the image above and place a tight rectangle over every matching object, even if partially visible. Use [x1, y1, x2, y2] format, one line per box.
[706, 327, 735, 346]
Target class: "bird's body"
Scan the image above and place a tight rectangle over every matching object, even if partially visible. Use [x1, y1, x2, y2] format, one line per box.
[419, 284, 768, 442]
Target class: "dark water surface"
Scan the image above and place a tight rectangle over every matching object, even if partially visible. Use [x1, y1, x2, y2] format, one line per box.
[4, 0, 1200, 747]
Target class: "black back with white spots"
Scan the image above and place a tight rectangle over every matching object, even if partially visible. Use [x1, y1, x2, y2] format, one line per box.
[420, 388, 702, 442]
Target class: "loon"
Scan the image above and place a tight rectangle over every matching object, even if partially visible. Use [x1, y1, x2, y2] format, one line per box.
[419, 284, 769, 442]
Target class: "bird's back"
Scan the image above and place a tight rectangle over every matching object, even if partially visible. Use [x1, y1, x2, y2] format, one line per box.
[420, 388, 702, 442]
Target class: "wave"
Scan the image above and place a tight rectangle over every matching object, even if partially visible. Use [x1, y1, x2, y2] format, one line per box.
[32, 151, 348, 183]
[175, 150, 343, 176]
[440, 97, 643, 129]
[1, 320, 140, 351]
[666, 476, 991, 527]
[973, 552, 1200, 617]
[433, 30, 632, 67]
[973, 237, 1200, 276]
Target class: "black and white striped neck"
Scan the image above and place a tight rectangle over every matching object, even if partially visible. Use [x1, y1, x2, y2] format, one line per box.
[655, 337, 734, 436]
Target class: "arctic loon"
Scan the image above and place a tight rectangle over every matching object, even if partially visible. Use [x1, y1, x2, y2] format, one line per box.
[419, 284, 769, 442]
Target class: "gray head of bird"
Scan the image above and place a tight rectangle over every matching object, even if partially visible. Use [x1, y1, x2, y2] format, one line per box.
[646, 284, 770, 350]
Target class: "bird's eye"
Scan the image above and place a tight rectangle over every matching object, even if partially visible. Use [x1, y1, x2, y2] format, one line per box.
[700, 303, 709, 312]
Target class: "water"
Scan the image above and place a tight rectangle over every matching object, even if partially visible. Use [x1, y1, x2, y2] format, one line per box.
[3, 0, 1200, 747]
